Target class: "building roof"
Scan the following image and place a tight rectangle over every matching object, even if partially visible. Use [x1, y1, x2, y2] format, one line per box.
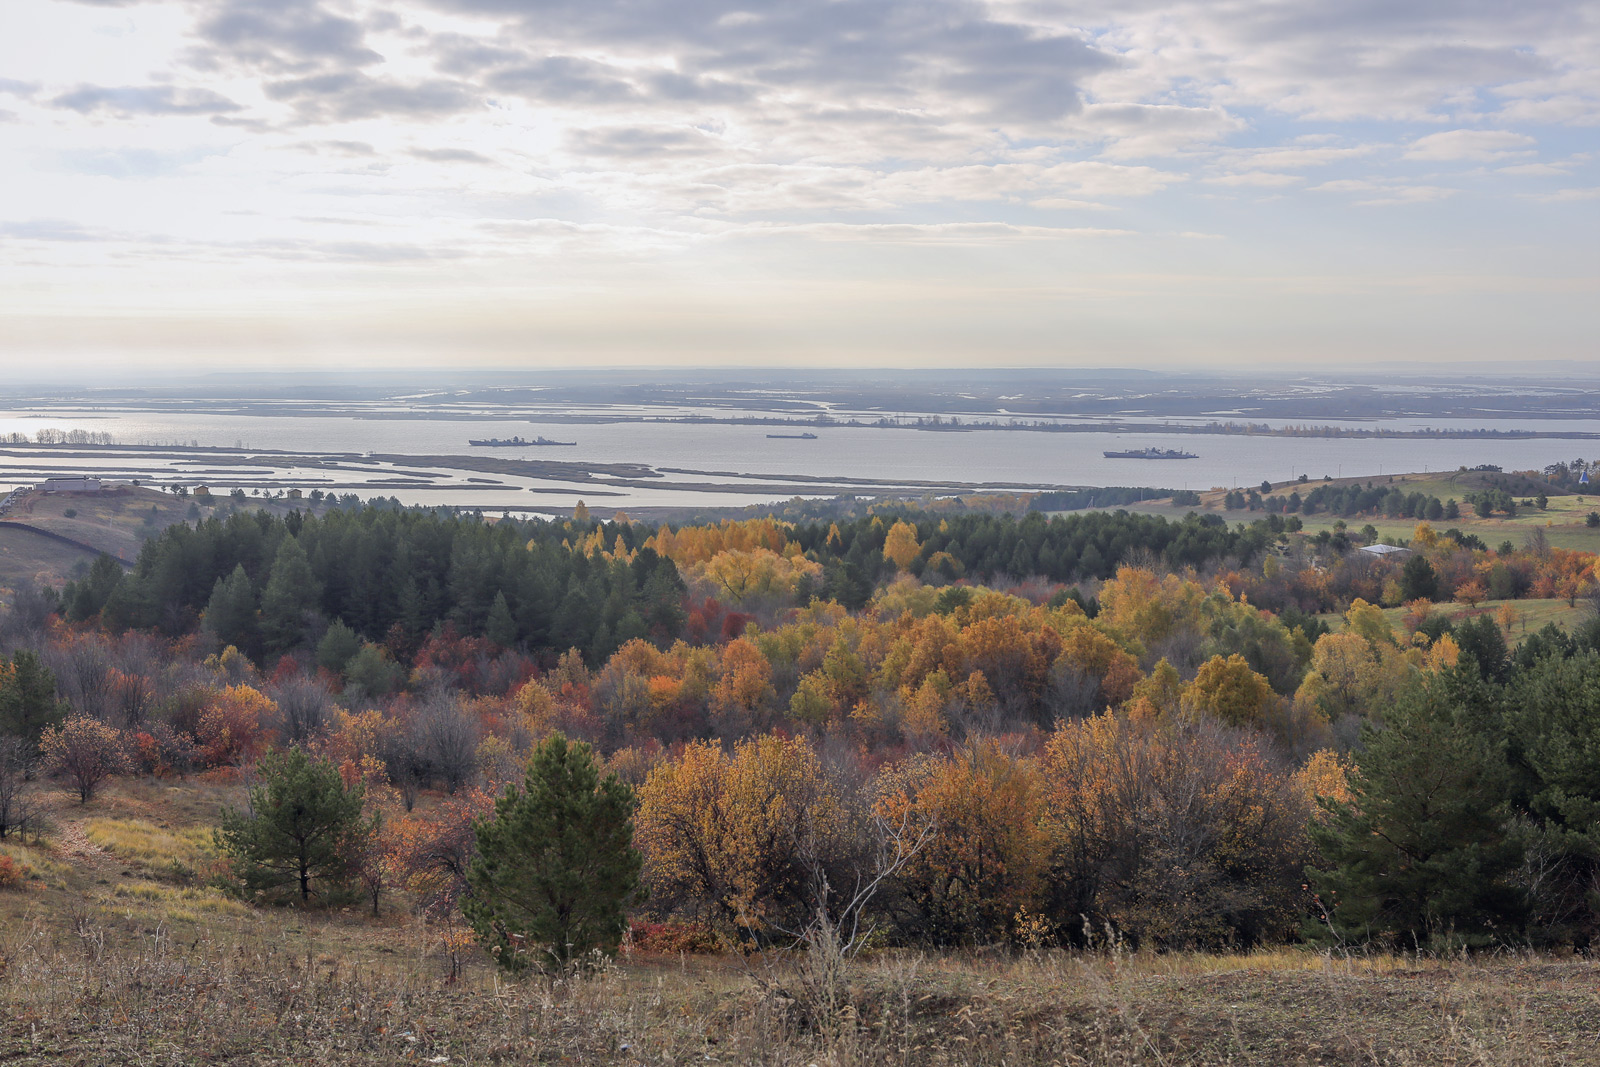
[1358, 543, 1410, 556]
[39, 476, 103, 491]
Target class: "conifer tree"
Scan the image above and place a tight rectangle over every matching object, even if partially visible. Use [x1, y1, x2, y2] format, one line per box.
[260, 536, 321, 653]
[465, 733, 643, 972]
[316, 618, 361, 673]
[66, 553, 125, 621]
[203, 563, 260, 657]
[0, 650, 65, 743]
[485, 590, 518, 649]
[215, 747, 370, 904]
[1307, 677, 1524, 947]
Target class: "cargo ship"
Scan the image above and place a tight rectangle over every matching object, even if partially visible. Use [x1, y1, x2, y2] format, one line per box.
[468, 436, 576, 447]
[1103, 446, 1198, 460]
[766, 431, 819, 440]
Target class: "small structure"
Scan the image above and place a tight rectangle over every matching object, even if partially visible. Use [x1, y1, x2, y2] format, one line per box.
[286, 488, 303, 500]
[1358, 543, 1410, 557]
[40, 476, 103, 493]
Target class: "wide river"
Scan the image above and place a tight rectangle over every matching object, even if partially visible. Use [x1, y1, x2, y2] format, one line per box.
[1, 407, 1596, 512]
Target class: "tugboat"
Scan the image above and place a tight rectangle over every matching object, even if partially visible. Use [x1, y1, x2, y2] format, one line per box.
[765, 431, 819, 440]
[468, 436, 577, 447]
[1102, 446, 1198, 460]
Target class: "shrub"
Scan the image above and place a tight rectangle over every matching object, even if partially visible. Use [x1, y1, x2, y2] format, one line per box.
[0, 738, 40, 839]
[0, 853, 31, 889]
[40, 716, 129, 803]
[628, 920, 721, 954]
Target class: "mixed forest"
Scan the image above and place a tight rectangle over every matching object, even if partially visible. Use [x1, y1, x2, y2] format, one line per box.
[3, 491, 1600, 966]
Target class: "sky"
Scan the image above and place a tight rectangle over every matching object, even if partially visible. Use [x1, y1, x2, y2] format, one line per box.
[1, 0, 1597, 375]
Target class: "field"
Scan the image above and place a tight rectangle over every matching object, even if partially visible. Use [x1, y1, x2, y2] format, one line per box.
[1096, 468, 1600, 554]
[0, 486, 337, 597]
[0, 525, 102, 590]
[1, 485, 199, 563]
[2, 777, 1599, 1065]
[1319, 597, 1595, 636]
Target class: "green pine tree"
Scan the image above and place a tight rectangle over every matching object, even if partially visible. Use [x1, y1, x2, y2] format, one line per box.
[485, 590, 518, 649]
[260, 536, 322, 653]
[1307, 675, 1525, 947]
[316, 618, 361, 674]
[66, 553, 124, 622]
[215, 748, 371, 904]
[1504, 651, 1600, 933]
[1398, 554, 1439, 602]
[203, 563, 260, 657]
[464, 733, 643, 973]
[0, 650, 66, 743]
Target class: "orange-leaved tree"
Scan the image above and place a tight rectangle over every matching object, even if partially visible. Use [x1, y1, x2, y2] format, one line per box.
[873, 741, 1049, 945]
[635, 734, 854, 940]
[41, 716, 129, 803]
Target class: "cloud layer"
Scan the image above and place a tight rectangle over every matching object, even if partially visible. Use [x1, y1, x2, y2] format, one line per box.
[0, 0, 1595, 367]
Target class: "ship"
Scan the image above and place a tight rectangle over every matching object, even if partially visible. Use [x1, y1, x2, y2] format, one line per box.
[468, 436, 577, 447]
[766, 431, 819, 440]
[1103, 446, 1198, 460]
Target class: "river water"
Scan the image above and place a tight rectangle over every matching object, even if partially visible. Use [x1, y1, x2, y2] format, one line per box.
[1, 407, 1595, 511]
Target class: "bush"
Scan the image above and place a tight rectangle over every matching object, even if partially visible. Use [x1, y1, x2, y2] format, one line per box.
[628, 920, 721, 954]
[0, 853, 31, 889]
[0, 738, 39, 839]
[40, 716, 129, 803]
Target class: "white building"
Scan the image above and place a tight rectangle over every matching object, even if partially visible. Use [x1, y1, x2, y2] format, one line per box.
[40, 476, 103, 493]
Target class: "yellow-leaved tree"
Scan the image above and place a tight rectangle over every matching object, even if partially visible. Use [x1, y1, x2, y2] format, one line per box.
[882, 520, 922, 571]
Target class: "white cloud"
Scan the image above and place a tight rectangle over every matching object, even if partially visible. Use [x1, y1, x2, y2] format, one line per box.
[1531, 186, 1600, 201]
[2, 0, 1598, 367]
[1404, 129, 1537, 161]
[1355, 185, 1459, 207]
[1497, 161, 1572, 176]
[1204, 171, 1302, 187]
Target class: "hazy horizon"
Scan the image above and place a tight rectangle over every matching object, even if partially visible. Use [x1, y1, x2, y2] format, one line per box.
[3, 0, 1597, 373]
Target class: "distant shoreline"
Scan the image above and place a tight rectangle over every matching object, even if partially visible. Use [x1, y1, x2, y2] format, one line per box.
[7, 418, 1600, 442]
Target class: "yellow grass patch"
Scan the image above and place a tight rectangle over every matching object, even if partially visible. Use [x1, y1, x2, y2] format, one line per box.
[0, 841, 71, 887]
[111, 880, 251, 921]
[83, 818, 217, 877]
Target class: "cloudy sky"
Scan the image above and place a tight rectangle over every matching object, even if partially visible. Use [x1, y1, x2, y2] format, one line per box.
[2, 0, 1596, 374]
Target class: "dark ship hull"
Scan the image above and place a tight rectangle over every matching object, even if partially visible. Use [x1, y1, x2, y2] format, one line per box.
[468, 436, 576, 447]
[1103, 447, 1198, 459]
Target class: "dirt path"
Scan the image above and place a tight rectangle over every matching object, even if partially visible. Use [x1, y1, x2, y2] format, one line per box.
[41, 803, 120, 880]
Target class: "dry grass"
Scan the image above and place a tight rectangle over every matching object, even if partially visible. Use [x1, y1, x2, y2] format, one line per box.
[1321, 597, 1594, 635]
[1096, 467, 1600, 554]
[0, 841, 71, 890]
[0, 526, 101, 590]
[82, 816, 217, 880]
[1, 913, 1598, 1065]
[2, 777, 1598, 1065]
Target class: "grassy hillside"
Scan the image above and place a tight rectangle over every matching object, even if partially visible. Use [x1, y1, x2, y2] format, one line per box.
[1094, 468, 1600, 554]
[4, 485, 222, 563]
[1, 776, 1598, 1065]
[0, 525, 103, 589]
[1319, 597, 1594, 636]
[0, 485, 339, 594]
